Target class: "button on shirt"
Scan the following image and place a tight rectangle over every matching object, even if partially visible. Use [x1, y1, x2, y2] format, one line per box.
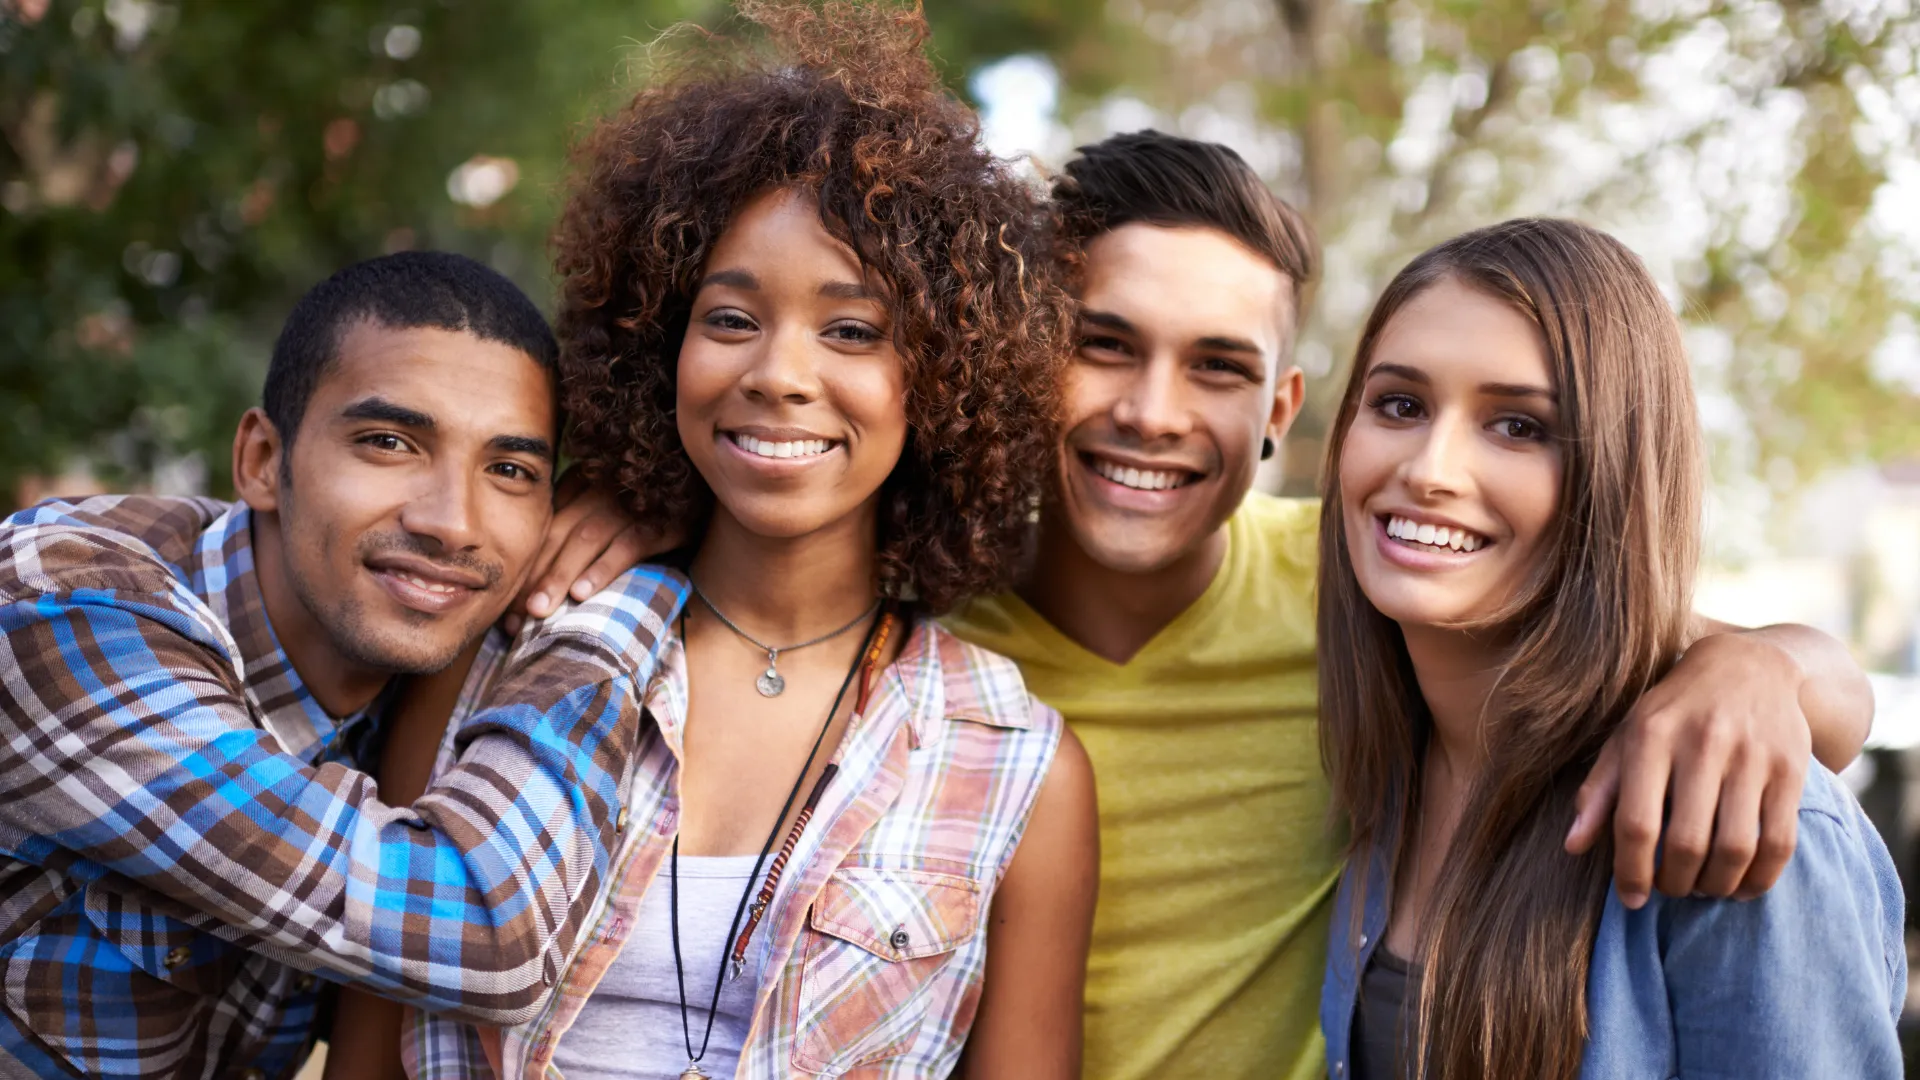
[0, 496, 687, 1079]
[1320, 761, 1907, 1079]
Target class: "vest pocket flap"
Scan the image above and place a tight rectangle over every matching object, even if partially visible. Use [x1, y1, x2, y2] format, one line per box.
[808, 867, 981, 961]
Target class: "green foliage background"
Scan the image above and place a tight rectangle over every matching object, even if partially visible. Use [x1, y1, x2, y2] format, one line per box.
[5, 0, 1919, 508]
[0, 0, 1101, 497]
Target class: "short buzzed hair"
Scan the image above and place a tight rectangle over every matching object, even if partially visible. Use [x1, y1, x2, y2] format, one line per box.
[263, 251, 558, 446]
[1053, 130, 1320, 318]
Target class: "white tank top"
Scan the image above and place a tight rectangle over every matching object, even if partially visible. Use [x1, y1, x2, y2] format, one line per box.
[552, 854, 772, 1079]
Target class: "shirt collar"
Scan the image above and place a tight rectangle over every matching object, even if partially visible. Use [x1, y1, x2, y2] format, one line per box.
[184, 504, 378, 763]
[867, 618, 1037, 749]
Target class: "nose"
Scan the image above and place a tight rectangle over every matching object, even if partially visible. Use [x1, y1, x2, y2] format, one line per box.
[1110, 354, 1193, 443]
[737, 320, 823, 404]
[397, 464, 484, 555]
[1401, 413, 1471, 500]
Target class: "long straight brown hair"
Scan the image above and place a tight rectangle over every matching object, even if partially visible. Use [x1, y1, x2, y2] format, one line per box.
[1317, 219, 1704, 1078]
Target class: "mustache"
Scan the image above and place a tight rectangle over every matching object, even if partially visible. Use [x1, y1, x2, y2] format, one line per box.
[356, 530, 504, 589]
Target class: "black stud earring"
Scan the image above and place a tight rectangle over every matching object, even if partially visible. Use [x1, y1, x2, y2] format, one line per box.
[1261, 437, 1276, 461]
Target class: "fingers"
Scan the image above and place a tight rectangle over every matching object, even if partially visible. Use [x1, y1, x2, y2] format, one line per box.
[509, 500, 591, 620]
[524, 514, 620, 619]
[567, 525, 649, 602]
[1566, 739, 1622, 855]
[1692, 753, 1764, 898]
[1650, 738, 1724, 901]
[1611, 719, 1673, 910]
[1735, 756, 1805, 900]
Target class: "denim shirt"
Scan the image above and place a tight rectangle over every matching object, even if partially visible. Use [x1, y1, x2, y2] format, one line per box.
[1321, 761, 1906, 1079]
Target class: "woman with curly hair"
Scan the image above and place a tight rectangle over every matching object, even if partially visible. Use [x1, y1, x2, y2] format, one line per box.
[324, 3, 1098, 1079]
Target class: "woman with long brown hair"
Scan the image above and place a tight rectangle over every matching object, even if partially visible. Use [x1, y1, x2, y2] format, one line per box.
[1315, 218, 1903, 1078]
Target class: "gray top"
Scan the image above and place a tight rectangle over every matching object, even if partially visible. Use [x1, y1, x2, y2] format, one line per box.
[1350, 945, 1417, 1080]
[552, 854, 770, 1079]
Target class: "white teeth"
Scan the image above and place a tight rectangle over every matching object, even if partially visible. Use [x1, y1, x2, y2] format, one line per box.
[394, 572, 456, 594]
[1386, 515, 1486, 554]
[1091, 458, 1189, 491]
[735, 435, 832, 459]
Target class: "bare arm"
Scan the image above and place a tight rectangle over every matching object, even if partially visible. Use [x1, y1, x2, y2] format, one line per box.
[325, 639, 484, 1080]
[1568, 618, 1873, 908]
[958, 726, 1099, 1080]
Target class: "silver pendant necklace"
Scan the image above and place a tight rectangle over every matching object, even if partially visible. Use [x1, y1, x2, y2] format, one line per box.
[690, 581, 881, 697]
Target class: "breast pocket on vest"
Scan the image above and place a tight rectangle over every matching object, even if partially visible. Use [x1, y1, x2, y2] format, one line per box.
[791, 867, 982, 1074]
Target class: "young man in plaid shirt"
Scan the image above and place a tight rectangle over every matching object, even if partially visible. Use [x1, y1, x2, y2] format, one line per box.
[0, 252, 686, 1079]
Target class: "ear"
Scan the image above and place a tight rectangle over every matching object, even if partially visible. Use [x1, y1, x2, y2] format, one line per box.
[232, 408, 286, 514]
[1266, 364, 1306, 445]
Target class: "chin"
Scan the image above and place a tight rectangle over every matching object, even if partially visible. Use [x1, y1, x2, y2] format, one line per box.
[1070, 522, 1193, 576]
[1357, 584, 1488, 632]
[333, 615, 477, 676]
[720, 501, 842, 541]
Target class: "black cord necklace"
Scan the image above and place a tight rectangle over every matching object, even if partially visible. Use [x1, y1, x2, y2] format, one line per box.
[668, 606, 883, 1080]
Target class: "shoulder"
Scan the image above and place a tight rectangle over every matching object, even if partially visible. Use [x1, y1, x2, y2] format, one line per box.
[937, 590, 1054, 673]
[1231, 492, 1320, 578]
[917, 619, 1061, 738]
[507, 563, 690, 676]
[0, 495, 229, 605]
[1643, 761, 1903, 976]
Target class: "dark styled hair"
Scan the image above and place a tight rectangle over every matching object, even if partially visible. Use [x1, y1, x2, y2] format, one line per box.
[1052, 129, 1320, 336]
[553, 0, 1070, 615]
[1317, 219, 1702, 1079]
[264, 251, 559, 447]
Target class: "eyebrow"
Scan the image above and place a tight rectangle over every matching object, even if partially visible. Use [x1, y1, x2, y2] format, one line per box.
[1081, 311, 1263, 356]
[341, 397, 434, 429]
[1079, 310, 1138, 336]
[1367, 362, 1557, 402]
[819, 280, 880, 302]
[1194, 335, 1265, 357]
[490, 434, 554, 460]
[698, 269, 879, 304]
[699, 268, 757, 291]
[341, 397, 554, 460]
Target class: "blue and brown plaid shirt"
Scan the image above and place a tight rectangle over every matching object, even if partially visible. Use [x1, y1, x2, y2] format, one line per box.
[0, 495, 687, 1079]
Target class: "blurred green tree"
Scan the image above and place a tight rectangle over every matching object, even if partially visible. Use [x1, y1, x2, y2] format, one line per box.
[0, 0, 1102, 501]
[1040, 0, 1920, 501]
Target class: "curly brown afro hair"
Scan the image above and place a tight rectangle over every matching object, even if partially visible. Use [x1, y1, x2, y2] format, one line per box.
[552, 0, 1069, 615]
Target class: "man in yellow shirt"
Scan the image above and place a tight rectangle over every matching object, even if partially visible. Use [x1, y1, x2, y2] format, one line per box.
[944, 131, 1874, 1080]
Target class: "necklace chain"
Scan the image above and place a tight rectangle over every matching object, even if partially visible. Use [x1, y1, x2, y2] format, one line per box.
[689, 580, 880, 698]
[669, 608, 883, 1074]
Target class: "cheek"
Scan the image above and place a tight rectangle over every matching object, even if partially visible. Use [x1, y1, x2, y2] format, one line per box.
[1336, 423, 1395, 507]
[1496, 453, 1561, 551]
[843, 363, 910, 455]
[1060, 362, 1114, 433]
[496, 502, 553, 571]
[674, 340, 733, 420]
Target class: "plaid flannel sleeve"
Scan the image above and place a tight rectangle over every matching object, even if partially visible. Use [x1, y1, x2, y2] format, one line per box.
[0, 527, 687, 1026]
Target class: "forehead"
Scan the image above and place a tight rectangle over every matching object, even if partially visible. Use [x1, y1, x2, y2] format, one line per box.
[316, 322, 556, 436]
[708, 187, 865, 280]
[1079, 224, 1293, 350]
[1369, 278, 1550, 388]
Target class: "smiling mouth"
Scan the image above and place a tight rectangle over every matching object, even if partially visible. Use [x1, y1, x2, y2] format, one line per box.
[1383, 514, 1490, 554]
[728, 433, 839, 460]
[383, 570, 464, 595]
[1081, 453, 1202, 492]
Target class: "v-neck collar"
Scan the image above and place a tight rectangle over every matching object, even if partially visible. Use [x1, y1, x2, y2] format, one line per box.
[1009, 518, 1241, 672]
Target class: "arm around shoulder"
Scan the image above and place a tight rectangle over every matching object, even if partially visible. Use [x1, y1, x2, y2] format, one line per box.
[1659, 773, 1904, 1079]
[957, 723, 1099, 1080]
